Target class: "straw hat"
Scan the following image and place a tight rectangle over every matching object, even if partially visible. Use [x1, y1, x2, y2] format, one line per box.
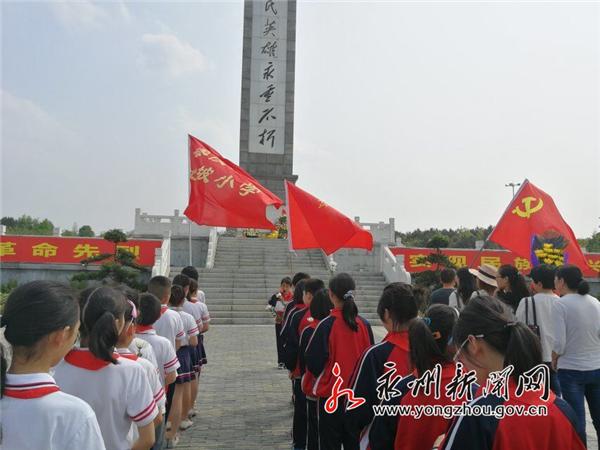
[468, 264, 498, 287]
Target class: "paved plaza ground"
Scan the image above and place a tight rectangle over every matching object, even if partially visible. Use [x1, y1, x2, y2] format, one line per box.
[178, 325, 597, 450]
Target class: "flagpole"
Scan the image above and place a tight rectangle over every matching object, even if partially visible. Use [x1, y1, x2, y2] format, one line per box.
[468, 179, 529, 269]
[188, 135, 193, 267]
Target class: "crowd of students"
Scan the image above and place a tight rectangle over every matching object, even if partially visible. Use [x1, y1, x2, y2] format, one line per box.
[1, 265, 210, 450]
[272, 264, 600, 450]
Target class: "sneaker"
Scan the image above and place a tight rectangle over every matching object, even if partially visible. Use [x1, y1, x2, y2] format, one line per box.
[278, 363, 285, 370]
[165, 434, 179, 448]
[179, 419, 193, 430]
[188, 409, 198, 419]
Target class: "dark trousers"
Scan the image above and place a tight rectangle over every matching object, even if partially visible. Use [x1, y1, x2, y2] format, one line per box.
[317, 397, 359, 450]
[543, 362, 562, 397]
[293, 378, 307, 449]
[275, 323, 284, 364]
[165, 382, 175, 421]
[559, 368, 600, 447]
[306, 398, 319, 450]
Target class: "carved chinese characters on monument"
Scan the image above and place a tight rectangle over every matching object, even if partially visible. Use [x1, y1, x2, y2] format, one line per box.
[248, 0, 288, 154]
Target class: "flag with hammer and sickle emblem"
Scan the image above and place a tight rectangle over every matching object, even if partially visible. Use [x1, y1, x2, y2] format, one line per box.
[488, 179, 591, 274]
[284, 181, 373, 255]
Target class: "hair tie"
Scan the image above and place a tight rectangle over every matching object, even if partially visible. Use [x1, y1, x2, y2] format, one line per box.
[343, 290, 355, 300]
[421, 317, 432, 326]
[128, 300, 138, 319]
[504, 321, 517, 329]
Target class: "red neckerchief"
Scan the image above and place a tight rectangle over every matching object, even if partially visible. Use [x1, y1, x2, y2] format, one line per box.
[384, 330, 410, 352]
[116, 348, 139, 361]
[64, 348, 120, 371]
[282, 290, 293, 301]
[4, 380, 60, 399]
[136, 324, 154, 333]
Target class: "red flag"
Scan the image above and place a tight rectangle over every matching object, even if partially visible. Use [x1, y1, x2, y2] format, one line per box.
[285, 181, 373, 255]
[488, 179, 591, 274]
[184, 135, 283, 229]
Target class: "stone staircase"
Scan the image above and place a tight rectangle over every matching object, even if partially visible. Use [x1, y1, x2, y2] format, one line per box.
[171, 237, 388, 325]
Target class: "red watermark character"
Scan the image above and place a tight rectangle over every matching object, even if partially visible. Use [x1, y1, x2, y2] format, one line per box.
[324, 363, 366, 413]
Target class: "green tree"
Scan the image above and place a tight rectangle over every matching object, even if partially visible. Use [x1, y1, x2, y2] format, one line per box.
[71, 229, 149, 290]
[78, 225, 95, 237]
[2, 215, 54, 235]
[61, 230, 76, 236]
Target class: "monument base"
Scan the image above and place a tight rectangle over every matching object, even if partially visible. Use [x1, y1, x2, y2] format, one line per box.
[256, 174, 298, 201]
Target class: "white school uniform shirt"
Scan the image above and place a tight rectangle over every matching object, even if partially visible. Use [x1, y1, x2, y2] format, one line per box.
[197, 300, 211, 323]
[171, 307, 200, 345]
[129, 336, 159, 370]
[117, 348, 166, 413]
[182, 299, 203, 330]
[154, 306, 185, 349]
[515, 292, 559, 362]
[135, 327, 180, 385]
[1, 372, 105, 450]
[53, 348, 159, 450]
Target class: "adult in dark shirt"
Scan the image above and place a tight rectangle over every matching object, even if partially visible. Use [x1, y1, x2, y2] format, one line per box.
[430, 268, 456, 305]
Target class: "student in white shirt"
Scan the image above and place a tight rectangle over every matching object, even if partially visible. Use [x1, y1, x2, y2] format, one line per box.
[176, 275, 203, 418]
[54, 286, 158, 450]
[168, 285, 200, 442]
[515, 264, 561, 395]
[135, 293, 180, 449]
[148, 276, 185, 351]
[116, 299, 166, 449]
[0, 281, 105, 450]
[552, 264, 600, 447]
[185, 277, 210, 419]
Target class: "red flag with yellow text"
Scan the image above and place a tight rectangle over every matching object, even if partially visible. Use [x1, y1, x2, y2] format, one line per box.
[184, 135, 283, 229]
[285, 181, 373, 255]
[488, 179, 591, 274]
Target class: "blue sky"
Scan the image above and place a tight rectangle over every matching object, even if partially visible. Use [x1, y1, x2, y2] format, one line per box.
[2, 1, 599, 237]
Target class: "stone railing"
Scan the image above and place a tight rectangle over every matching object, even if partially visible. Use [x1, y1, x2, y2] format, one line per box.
[134, 208, 211, 238]
[206, 227, 219, 269]
[354, 217, 396, 245]
[151, 232, 171, 277]
[381, 245, 411, 284]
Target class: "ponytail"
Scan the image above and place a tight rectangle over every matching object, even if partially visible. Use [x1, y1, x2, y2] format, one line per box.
[329, 273, 358, 332]
[577, 280, 590, 296]
[89, 311, 120, 364]
[409, 304, 457, 375]
[342, 292, 359, 332]
[504, 322, 542, 378]
[81, 286, 126, 364]
[0, 281, 79, 396]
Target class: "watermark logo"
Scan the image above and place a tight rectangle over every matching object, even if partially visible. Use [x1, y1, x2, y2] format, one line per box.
[324, 363, 366, 413]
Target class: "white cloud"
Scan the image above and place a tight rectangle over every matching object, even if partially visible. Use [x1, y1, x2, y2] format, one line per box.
[49, 1, 131, 29]
[139, 33, 208, 78]
[0, 90, 76, 148]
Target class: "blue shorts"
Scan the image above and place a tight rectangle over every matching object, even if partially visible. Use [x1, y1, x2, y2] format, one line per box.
[189, 343, 200, 374]
[175, 346, 193, 384]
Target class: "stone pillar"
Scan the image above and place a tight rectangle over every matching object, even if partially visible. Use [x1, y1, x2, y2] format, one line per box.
[239, 0, 298, 201]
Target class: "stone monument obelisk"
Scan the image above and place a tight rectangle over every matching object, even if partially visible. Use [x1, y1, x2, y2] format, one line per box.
[239, 0, 298, 201]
